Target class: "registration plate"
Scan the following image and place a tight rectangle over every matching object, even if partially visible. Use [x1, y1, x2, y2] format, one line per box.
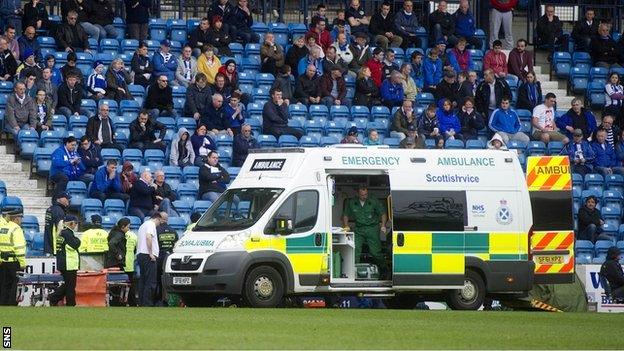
[536, 255, 565, 265]
[173, 277, 192, 285]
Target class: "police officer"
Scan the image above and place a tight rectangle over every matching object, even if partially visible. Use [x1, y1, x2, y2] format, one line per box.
[342, 184, 388, 277]
[156, 212, 178, 305]
[44, 192, 71, 255]
[124, 225, 138, 306]
[49, 215, 81, 306]
[0, 207, 26, 305]
[79, 215, 109, 253]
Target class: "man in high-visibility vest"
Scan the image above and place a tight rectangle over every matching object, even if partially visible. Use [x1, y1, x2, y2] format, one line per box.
[124, 228, 138, 306]
[44, 192, 70, 255]
[0, 207, 26, 306]
[186, 212, 202, 232]
[79, 215, 109, 253]
[49, 215, 81, 307]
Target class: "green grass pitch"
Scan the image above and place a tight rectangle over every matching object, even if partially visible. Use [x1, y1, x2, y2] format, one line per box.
[2, 307, 620, 349]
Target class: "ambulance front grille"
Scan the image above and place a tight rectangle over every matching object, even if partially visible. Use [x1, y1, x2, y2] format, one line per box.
[170, 258, 203, 271]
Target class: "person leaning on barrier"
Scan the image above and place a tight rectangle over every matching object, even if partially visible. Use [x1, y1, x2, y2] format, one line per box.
[0, 206, 26, 306]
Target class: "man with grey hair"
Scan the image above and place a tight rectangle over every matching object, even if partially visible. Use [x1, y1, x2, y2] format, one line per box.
[380, 71, 405, 108]
[128, 170, 158, 221]
[201, 93, 233, 137]
[5, 81, 36, 137]
[297, 46, 323, 77]
[153, 170, 179, 218]
[86, 103, 121, 151]
[0, 37, 17, 82]
[233, 123, 260, 167]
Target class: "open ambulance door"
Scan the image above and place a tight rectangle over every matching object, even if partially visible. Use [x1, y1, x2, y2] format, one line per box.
[526, 156, 575, 284]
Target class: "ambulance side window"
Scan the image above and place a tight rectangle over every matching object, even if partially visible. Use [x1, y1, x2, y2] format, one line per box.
[265, 190, 319, 234]
[392, 190, 467, 231]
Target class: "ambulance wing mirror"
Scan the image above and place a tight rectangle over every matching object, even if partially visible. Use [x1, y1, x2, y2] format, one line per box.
[275, 216, 294, 235]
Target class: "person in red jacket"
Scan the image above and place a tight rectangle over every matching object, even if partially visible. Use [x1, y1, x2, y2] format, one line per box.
[305, 19, 332, 53]
[484, 40, 508, 78]
[365, 47, 385, 87]
[489, 0, 517, 50]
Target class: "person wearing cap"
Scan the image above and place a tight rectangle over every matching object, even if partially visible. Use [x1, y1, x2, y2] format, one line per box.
[43, 192, 70, 255]
[399, 124, 425, 149]
[17, 25, 42, 63]
[380, 70, 404, 108]
[484, 40, 508, 79]
[342, 184, 388, 277]
[341, 126, 361, 144]
[79, 215, 109, 254]
[577, 195, 611, 243]
[260, 32, 285, 75]
[175, 45, 198, 88]
[152, 39, 178, 84]
[87, 0, 118, 40]
[86, 60, 107, 100]
[435, 70, 460, 106]
[600, 246, 624, 299]
[428, 0, 456, 45]
[55, 10, 90, 53]
[5, 81, 36, 137]
[0, 37, 18, 82]
[394, 0, 421, 49]
[561, 128, 595, 176]
[16, 48, 41, 80]
[557, 98, 597, 141]
[286, 35, 309, 77]
[320, 64, 351, 108]
[49, 215, 81, 306]
[348, 32, 371, 72]
[207, 15, 232, 57]
[144, 74, 178, 119]
[0, 206, 26, 306]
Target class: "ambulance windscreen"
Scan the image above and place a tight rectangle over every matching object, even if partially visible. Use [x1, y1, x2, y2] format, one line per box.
[194, 188, 284, 232]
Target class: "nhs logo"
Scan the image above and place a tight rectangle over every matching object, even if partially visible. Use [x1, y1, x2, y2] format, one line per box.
[472, 204, 485, 217]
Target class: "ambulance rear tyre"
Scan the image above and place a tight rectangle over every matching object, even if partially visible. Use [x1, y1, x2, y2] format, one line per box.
[180, 293, 217, 307]
[446, 270, 485, 310]
[243, 265, 284, 308]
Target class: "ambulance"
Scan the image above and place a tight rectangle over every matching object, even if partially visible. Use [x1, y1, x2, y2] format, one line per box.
[163, 146, 575, 309]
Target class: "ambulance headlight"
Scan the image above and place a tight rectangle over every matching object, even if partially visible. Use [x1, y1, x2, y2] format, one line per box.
[216, 231, 251, 251]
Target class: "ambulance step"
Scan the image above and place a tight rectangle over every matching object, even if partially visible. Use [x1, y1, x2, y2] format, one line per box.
[331, 281, 393, 288]
[359, 293, 396, 298]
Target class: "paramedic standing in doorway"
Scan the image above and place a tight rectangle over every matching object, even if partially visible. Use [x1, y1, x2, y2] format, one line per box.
[342, 184, 389, 278]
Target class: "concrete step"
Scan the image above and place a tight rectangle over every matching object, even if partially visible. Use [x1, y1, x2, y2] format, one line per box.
[11, 189, 47, 197]
[0, 179, 38, 189]
[0, 163, 24, 173]
[0, 154, 16, 163]
[20, 196, 52, 207]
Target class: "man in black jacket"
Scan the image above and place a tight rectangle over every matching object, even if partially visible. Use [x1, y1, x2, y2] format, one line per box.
[571, 9, 598, 51]
[435, 70, 460, 106]
[77, 135, 102, 175]
[263, 87, 304, 140]
[600, 246, 624, 299]
[43, 192, 70, 255]
[369, 3, 402, 51]
[128, 170, 157, 221]
[474, 69, 512, 116]
[294, 64, 321, 105]
[55, 10, 91, 53]
[201, 93, 232, 137]
[199, 151, 230, 202]
[154, 170, 178, 217]
[125, 0, 150, 40]
[86, 104, 121, 151]
[88, 0, 118, 39]
[226, 0, 259, 45]
[49, 215, 81, 306]
[57, 73, 93, 118]
[232, 123, 259, 167]
[129, 110, 166, 151]
[155, 211, 177, 306]
[184, 72, 211, 120]
[577, 195, 612, 243]
[535, 5, 568, 57]
[188, 17, 211, 57]
[144, 75, 178, 118]
[590, 23, 622, 69]
[0, 37, 18, 82]
[429, 1, 456, 46]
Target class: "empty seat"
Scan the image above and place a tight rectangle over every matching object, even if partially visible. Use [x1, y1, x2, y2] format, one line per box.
[104, 199, 126, 217]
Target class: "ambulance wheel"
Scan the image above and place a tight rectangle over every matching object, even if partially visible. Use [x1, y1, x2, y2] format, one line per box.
[446, 270, 486, 310]
[243, 265, 284, 308]
[386, 294, 419, 309]
[180, 293, 217, 307]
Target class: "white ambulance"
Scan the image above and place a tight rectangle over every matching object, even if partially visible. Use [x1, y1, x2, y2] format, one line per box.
[163, 146, 575, 309]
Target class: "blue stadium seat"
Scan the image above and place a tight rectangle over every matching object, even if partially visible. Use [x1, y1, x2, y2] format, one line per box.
[193, 200, 212, 214]
[66, 181, 87, 210]
[526, 141, 547, 156]
[144, 149, 165, 169]
[120, 99, 141, 114]
[575, 240, 594, 263]
[40, 130, 64, 148]
[162, 165, 182, 189]
[182, 166, 200, 187]
[170, 29, 187, 43]
[21, 215, 39, 236]
[584, 174, 604, 192]
[99, 38, 119, 54]
[122, 148, 143, 170]
[0, 81, 13, 94]
[606, 174, 624, 193]
[256, 72, 275, 86]
[299, 135, 319, 147]
[229, 42, 244, 55]
[465, 139, 486, 149]
[128, 216, 142, 231]
[217, 147, 232, 164]
[128, 84, 145, 97]
[258, 134, 278, 147]
[51, 115, 68, 133]
[287, 22, 307, 37]
[547, 141, 564, 155]
[216, 134, 234, 147]
[416, 92, 435, 106]
[104, 199, 126, 217]
[350, 105, 370, 120]
[445, 139, 464, 149]
[0, 180, 6, 198]
[288, 104, 308, 118]
[177, 117, 197, 134]
[304, 119, 325, 134]
[278, 134, 299, 147]
[171, 85, 186, 98]
[37, 36, 56, 48]
[100, 148, 121, 162]
[177, 183, 198, 204]
[81, 198, 103, 219]
[572, 51, 591, 65]
[17, 129, 39, 158]
[168, 216, 188, 236]
[320, 136, 340, 146]
[33, 147, 54, 176]
[595, 240, 615, 259]
[121, 39, 139, 53]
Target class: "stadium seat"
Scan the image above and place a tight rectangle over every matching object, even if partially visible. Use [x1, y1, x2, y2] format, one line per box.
[33, 146, 54, 176]
[101, 148, 121, 162]
[258, 134, 278, 147]
[81, 199, 103, 219]
[526, 141, 547, 156]
[445, 139, 464, 149]
[192, 200, 212, 214]
[144, 149, 165, 169]
[168, 216, 188, 236]
[40, 130, 64, 148]
[350, 105, 370, 120]
[595, 240, 615, 259]
[21, 215, 39, 236]
[278, 134, 299, 147]
[104, 199, 126, 217]
[177, 183, 198, 204]
[575, 240, 594, 263]
[584, 174, 605, 192]
[17, 129, 39, 158]
[606, 174, 624, 193]
[300, 135, 320, 147]
[465, 139, 486, 149]
[66, 181, 87, 210]
[122, 148, 143, 171]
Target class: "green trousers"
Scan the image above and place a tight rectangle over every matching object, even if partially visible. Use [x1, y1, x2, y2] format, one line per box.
[354, 224, 387, 274]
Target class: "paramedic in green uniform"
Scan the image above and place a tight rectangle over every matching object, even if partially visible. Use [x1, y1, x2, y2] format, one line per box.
[342, 184, 388, 276]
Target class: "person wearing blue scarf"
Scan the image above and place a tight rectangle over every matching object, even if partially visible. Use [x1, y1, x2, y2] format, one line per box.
[516, 71, 542, 111]
[436, 98, 463, 141]
[50, 136, 93, 196]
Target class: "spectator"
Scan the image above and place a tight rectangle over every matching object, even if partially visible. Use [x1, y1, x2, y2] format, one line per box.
[394, 0, 420, 49]
[333, 33, 354, 68]
[453, 0, 481, 49]
[199, 150, 230, 202]
[33, 88, 52, 134]
[105, 58, 133, 102]
[516, 71, 542, 111]
[353, 66, 380, 107]
[436, 70, 460, 106]
[263, 87, 304, 139]
[297, 46, 323, 78]
[320, 65, 350, 108]
[207, 16, 232, 56]
[191, 124, 217, 166]
[44, 54, 62, 86]
[400, 124, 425, 149]
[218, 59, 243, 93]
[3, 25, 19, 60]
[590, 24, 621, 69]
[370, 2, 402, 51]
[224, 92, 245, 135]
[458, 70, 478, 101]
[77, 135, 102, 175]
[365, 47, 385, 88]
[474, 69, 511, 116]
[382, 49, 400, 81]
[188, 17, 211, 57]
[392, 99, 416, 139]
[153, 40, 177, 84]
[207, 0, 235, 39]
[21, 71, 38, 97]
[532, 93, 568, 144]
[418, 104, 444, 147]
[175, 45, 197, 88]
[408, 50, 424, 89]
[437, 98, 462, 141]
[125, 0, 150, 40]
[535, 5, 567, 58]
[600, 247, 624, 298]
[23, 0, 49, 30]
[346, 0, 370, 36]
[197, 45, 221, 85]
[306, 18, 332, 53]
[202, 93, 233, 137]
[87, 0, 118, 40]
[56, 10, 90, 53]
[60, 52, 83, 82]
[294, 64, 321, 105]
[144, 74, 177, 118]
[129, 110, 166, 151]
[169, 127, 195, 168]
[271, 65, 294, 104]
[348, 32, 370, 72]
[489, 0, 516, 50]
[36, 68, 58, 108]
[458, 97, 485, 140]
[577, 195, 608, 242]
[604, 72, 624, 121]
[562, 129, 595, 176]
[571, 9, 598, 52]
[120, 160, 137, 193]
[322, 46, 349, 78]
[184, 73, 211, 122]
[90, 159, 129, 203]
[131, 42, 153, 87]
[153, 170, 178, 217]
[363, 129, 381, 146]
[557, 98, 597, 140]
[51, 136, 92, 195]
[487, 133, 507, 150]
[341, 126, 361, 144]
[448, 38, 472, 75]
[228, 0, 259, 44]
[16, 49, 40, 80]
[1, 1, 22, 34]
[86, 103, 122, 150]
[310, 3, 328, 28]
[209, 73, 232, 101]
[429, 1, 456, 45]
[17, 26, 41, 63]
[488, 97, 529, 143]
[484, 40, 508, 78]
[591, 128, 624, 176]
[128, 170, 157, 221]
[260, 32, 285, 75]
[507, 39, 533, 82]
[232, 123, 259, 167]
[86, 60, 106, 101]
[57, 72, 92, 118]
[0, 37, 17, 81]
[597, 115, 620, 148]
[400, 63, 417, 102]
[423, 47, 443, 93]
[380, 70, 404, 108]
[5, 81, 35, 137]
[285, 35, 308, 76]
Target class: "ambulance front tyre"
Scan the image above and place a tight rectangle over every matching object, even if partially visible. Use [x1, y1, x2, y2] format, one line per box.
[243, 265, 284, 308]
[446, 269, 486, 310]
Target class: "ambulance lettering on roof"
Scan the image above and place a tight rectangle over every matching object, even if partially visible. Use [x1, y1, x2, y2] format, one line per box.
[251, 159, 286, 171]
